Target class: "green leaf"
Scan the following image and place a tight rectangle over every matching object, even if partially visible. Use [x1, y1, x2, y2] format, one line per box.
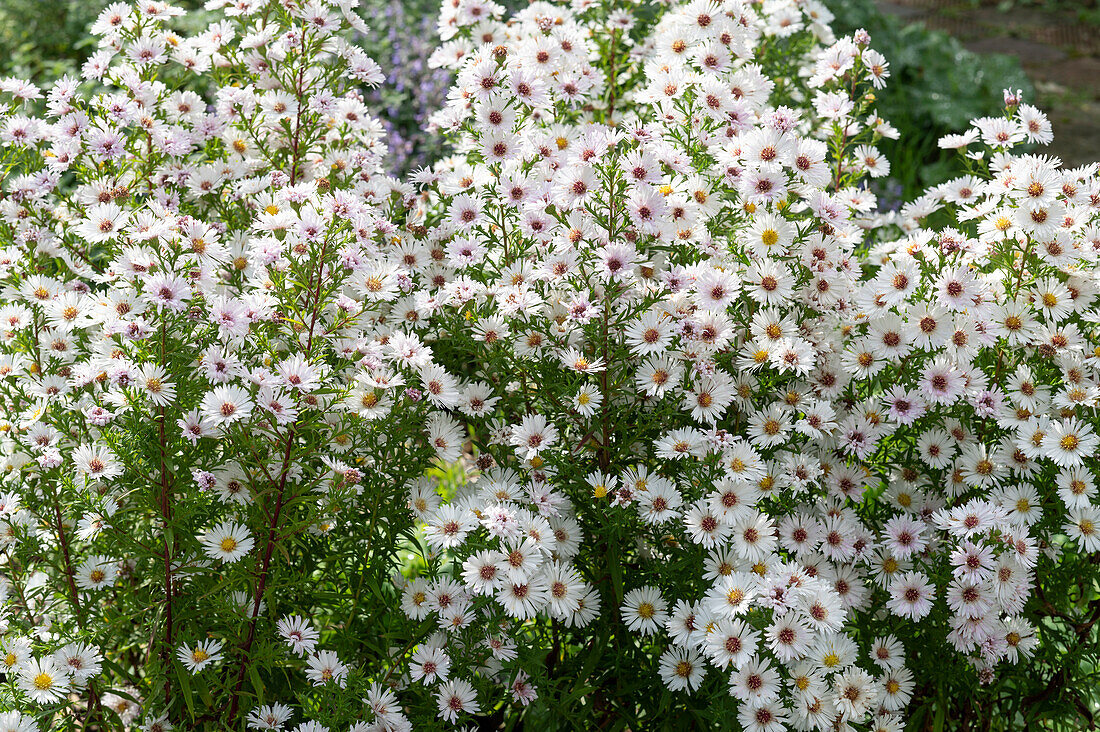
[933, 700, 946, 732]
[175, 666, 196, 719]
[248, 664, 266, 704]
[561, 684, 597, 709]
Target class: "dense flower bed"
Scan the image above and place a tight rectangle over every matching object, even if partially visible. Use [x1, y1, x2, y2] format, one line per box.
[0, 0, 1097, 730]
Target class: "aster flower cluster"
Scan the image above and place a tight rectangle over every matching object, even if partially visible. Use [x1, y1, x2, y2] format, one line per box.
[393, 0, 917, 726]
[0, 0, 1097, 730]
[0, 1, 437, 730]
[386, 0, 1097, 729]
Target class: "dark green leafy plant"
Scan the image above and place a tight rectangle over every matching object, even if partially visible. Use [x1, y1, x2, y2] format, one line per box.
[826, 0, 1033, 204]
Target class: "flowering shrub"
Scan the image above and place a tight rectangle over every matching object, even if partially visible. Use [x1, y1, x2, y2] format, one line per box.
[0, 1, 430, 729]
[0, 0, 1098, 731]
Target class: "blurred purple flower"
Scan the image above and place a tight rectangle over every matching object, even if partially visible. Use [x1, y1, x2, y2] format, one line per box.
[355, 0, 454, 173]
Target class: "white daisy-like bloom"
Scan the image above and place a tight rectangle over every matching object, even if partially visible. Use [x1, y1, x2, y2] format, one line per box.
[245, 703, 294, 732]
[305, 650, 348, 688]
[499, 537, 544, 583]
[0, 711, 38, 732]
[868, 634, 906, 672]
[508, 413, 559, 459]
[657, 646, 705, 692]
[458, 380, 500, 418]
[572, 383, 603, 417]
[233, 590, 265, 619]
[52, 642, 103, 685]
[75, 555, 118, 590]
[426, 412, 465, 463]
[879, 666, 916, 712]
[729, 655, 781, 704]
[831, 666, 880, 719]
[882, 515, 927, 560]
[1, 637, 33, 675]
[496, 577, 550, 620]
[429, 578, 466, 616]
[423, 503, 477, 551]
[200, 521, 254, 563]
[400, 578, 432, 621]
[1064, 505, 1100, 553]
[1041, 417, 1099, 467]
[199, 384, 254, 427]
[72, 443, 122, 482]
[798, 587, 846, 634]
[409, 644, 451, 684]
[418, 362, 460, 408]
[706, 571, 758, 619]
[624, 309, 673, 356]
[705, 617, 759, 669]
[77, 201, 128, 243]
[460, 550, 503, 595]
[766, 614, 814, 663]
[276, 615, 319, 657]
[636, 355, 684, 398]
[136, 363, 176, 406]
[769, 336, 815, 376]
[684, 499, 729, 548]
[1056, 466, 1096, 510]
[289, 722, 327, 732]
[637, 478, 683, 524]
[738, 699, 788, 732]
[142, 271, 191, 312]
[620, 586, 668, 635]
[886, 571, 935, 620]
[177, 639, 224, 674]
[18, 656, 70, 704]
[436, 677, 480, 723]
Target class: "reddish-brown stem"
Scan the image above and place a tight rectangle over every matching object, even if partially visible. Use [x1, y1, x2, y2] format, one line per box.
[50, 485, 104, 727]
[158, 319, 174, 708]
[52, 494, 84, 625]
[225, 231, 331, 724]
[288, 31, 309, 184]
